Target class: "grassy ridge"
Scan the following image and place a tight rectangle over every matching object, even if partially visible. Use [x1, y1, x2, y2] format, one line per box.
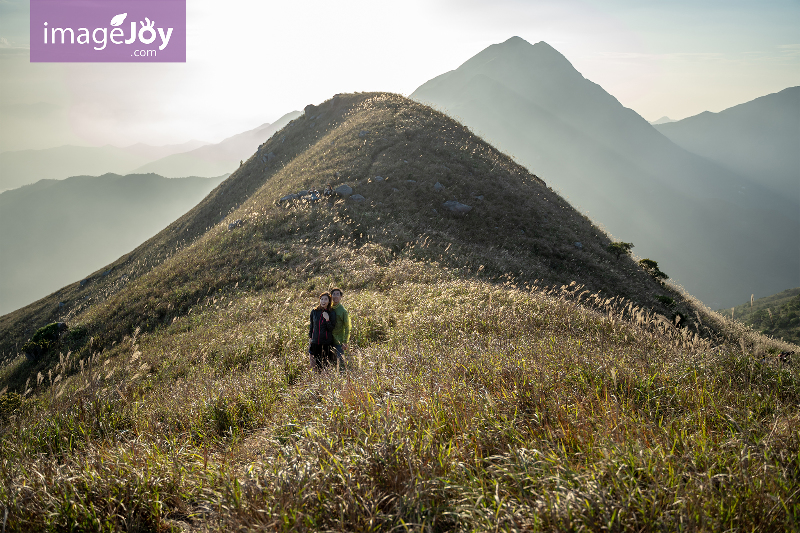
[720, 288, 800, 345]
[1, 92, 798, 531]
[0, 93, 681, 350]
[2, 267, 798, 530]
[1, 92, 690, 394]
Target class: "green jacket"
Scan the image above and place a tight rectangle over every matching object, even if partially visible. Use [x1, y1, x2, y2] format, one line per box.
[330, 303, 351, 345]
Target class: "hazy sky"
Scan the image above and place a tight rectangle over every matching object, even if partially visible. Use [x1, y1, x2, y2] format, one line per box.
[1, 0, 798, 151]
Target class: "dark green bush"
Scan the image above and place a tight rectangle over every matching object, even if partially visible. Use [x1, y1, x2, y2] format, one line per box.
[23, 322, 68, 361]
[656, 295, 675, 307]
[30, 323, 66, 344]
[607, 241, 633, 259]
[639, 258, 668, 280]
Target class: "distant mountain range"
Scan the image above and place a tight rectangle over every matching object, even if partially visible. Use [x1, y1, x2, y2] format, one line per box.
[0, 173, 225, 315]
[650, 116, 675, 125]
[0, 111, 300, 191]
[411, 36, 799, 308]
[655, 86, 799, 205]
[0, 140, 209, 192]
[132, 111, 302, 177]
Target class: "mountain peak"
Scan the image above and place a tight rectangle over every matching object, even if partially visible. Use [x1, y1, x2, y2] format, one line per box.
[531, 39, 562, 53]
[650, 116, 676, 125]
[410, 39, 800, 308]
[497, 36, 557, 52]
[410, 37, 584, 110]
[486, 36, 574, 66]
[498, 35, 529, 46]
[493, 37, 571, 60]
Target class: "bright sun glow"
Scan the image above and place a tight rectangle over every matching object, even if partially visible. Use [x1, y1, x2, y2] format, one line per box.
[0, 0, 797, 150]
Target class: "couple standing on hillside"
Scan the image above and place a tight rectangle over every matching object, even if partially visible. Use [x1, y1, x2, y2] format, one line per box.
[308, 288, 351, 372]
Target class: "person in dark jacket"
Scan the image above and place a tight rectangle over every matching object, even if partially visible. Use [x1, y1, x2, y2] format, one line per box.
[309, 292, 337, 372]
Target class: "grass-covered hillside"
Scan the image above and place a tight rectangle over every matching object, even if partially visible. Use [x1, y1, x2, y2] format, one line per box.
[0, 92, 691, 379]
[1, 93, 798, 531]
[720, 287, 800, 345]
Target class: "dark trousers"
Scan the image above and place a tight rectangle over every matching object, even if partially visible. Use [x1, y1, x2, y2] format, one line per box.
[309, 343, 336, 372]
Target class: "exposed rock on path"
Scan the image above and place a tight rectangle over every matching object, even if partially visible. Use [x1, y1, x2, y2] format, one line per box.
[443, 200, 472, 213]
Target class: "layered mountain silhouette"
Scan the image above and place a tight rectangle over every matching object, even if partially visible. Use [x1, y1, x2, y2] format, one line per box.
[655, 86, 799, 205]
[0, 140, 209, 192]
[0, 111, 301, 192]
[411, 36, 799, 309]
[0, 173, 225, 315]
[650, 116, 676, 125]
[132, 111, 302, 178]
[0, 93, 692, 356]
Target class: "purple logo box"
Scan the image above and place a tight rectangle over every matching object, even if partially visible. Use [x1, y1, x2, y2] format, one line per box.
[31, 0, 185, 62]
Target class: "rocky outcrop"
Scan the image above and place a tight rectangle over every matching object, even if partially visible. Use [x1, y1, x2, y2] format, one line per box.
[334, 184, 353, 196]
[442, 200, 472, 213]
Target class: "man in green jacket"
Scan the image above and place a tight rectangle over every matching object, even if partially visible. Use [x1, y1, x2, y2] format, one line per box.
[330, 287, 351, 369]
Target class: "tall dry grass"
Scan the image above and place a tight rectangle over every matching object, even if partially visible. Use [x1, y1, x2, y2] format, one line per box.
[2, 268, 797, 531]
[2, 92, 797, 531]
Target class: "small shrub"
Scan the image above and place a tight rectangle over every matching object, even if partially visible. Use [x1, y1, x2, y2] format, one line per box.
[656, 295, 675, 307]
[607, 241, 633, 259]
[30, 322, 68, 344]
[23, 322, 68, 361]
[639, 258, 668, 280]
